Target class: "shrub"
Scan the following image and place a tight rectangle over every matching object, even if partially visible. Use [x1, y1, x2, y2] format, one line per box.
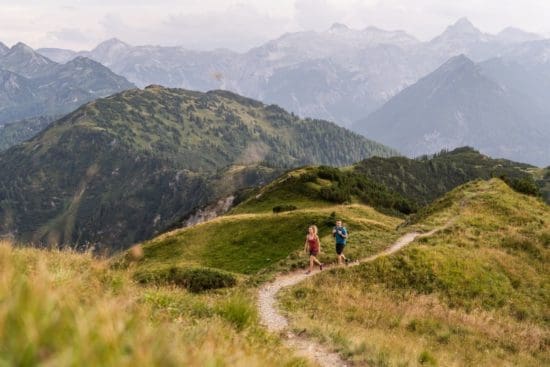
[215, 295, 256, 331]
[319, 186, 350, 203]
[500, 176, 540, 197]
[134, 266, 236, 293]
[418, 350, 437, 365]
[272, 204, 298, 213]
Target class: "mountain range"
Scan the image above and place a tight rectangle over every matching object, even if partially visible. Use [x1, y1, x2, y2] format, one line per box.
[0, 86, 396, 250]
[29, 18, 550, 166]
[36, 18, 544, 127]
[0, 42, 134, 126]
[353, 55, 550, 166]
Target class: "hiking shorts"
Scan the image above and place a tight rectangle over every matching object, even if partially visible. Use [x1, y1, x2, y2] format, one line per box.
[336, 243, 345, 255]
[309, 249, 319, 257]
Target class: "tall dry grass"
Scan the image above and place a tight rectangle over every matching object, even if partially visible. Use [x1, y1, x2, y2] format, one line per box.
[0, 241, 308, 366]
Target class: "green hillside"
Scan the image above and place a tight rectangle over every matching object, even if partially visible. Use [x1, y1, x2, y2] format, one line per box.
[353, 147, 547, 206]
[232, 166, 416, 216]
[3, 170, 547, 366]
[280, 179, 550, 366]
[130, 204, 401, 278]
[0, 86, 397, 251]
[231, 149, 548, 220]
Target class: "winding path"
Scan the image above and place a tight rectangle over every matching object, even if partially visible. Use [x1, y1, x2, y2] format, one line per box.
[257, 227, 445, 367]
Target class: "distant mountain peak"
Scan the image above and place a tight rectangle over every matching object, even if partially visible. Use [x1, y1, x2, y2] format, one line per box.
[497, 27, 542, 43]
[63, 56, 123, 72]
[445, 54, 475, 66]
[430, 54, 476, 78]
[10, 42, 35, 54]
[328, 22, 350, 32]
[443, 17, 482, 36]
[68, 55, 99, 65]
[99, 38, 128, 47]
[0, 41, 8, 55]
[92, 38, 130, 53]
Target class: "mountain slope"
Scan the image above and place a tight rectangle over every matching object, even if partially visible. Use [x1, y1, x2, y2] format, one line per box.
[280, 178, 550, 366]
[0, 86, 396, 250]
[0, 69, 40, 123]
[353, 55, 550, 166]
[0, 42, 9, 56]
[0, 42, 56, 78]
[353, 147, 543, 206]
[0, 116, 56, 151]
[0, 42, 135, 128]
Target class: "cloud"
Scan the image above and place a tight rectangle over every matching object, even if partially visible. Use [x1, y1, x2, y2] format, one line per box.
[71, 3, 298, 51]
[155, 4, 295, 50]
[1, 0, 550, 51]
[294, 0, 345, 30]
[46, 28, 91, 44]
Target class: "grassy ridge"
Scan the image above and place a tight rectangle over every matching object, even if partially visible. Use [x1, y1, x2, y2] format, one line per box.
[233, 166, 416, 216]
[0, 241, 309, 366]
[280, 179, 549, 366]
[354, 147, 546, 206]
[132, 205, 402, 277]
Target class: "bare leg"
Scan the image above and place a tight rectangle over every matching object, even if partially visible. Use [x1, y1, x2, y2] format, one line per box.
[308, 255, 314, 272]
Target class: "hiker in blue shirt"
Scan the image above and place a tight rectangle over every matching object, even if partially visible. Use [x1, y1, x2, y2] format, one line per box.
[332, 220, 349, 265]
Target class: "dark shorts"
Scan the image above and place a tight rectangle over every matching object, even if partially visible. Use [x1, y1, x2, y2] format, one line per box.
[309, 249, 319, 257]
[336, 243, 345, 255]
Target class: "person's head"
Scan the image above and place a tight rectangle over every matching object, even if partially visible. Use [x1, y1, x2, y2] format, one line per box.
[336, 220, 342, 227]
[308, 225, 318, 236]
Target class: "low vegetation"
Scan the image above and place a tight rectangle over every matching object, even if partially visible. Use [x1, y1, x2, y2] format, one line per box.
[280, 179, 549, 366]
[354, 147, 548, 206]
[3, 156, 547, 366]
[133, 265, 237, 293]
[233, 166, 416, 216]
[0, 241, 309, 366]
[130, 204, 401, 278]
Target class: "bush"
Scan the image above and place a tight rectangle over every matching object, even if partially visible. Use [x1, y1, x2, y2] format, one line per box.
[272, 204, 297, 213]
[319, 186, 350, 203]
[418, 350, 437, 365]
[500, 176, 540, 197]
[215, 295, 256, 331]
[134, 266, 236, 293]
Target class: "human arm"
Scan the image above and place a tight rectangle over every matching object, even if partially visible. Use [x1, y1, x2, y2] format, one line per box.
[317, 237, 321, 253]
[340, 227, 348, 238]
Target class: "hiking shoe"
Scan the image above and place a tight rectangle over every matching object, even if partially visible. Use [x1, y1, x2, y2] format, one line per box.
[320, 263, 324, 271]
[345, 258, 350, 266]
[305, 270, 311, 275]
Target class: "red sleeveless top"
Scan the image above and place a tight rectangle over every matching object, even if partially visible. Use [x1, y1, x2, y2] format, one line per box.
[307, 235, 319, 251]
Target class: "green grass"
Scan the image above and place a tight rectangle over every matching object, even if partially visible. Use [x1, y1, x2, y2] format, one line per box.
[0, 242, 310, 367]
[280, 179, 550, 366]
[230, 167, 335, 214]
[132, 205, 402, 277]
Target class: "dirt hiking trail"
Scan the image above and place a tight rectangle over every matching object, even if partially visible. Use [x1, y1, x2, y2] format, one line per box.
[258, 226, 446, 367]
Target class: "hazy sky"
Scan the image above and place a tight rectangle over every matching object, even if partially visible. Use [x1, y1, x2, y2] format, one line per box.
[1, 0, 549, 51]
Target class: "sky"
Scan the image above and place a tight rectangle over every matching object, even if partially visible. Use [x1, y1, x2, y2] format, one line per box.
[1, 0, 550, 51]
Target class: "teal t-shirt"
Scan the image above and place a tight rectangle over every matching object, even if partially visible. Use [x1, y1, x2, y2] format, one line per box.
[334, 227, 348, 244]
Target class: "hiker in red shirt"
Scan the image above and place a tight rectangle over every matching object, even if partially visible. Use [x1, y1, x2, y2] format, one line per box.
[304, 225, 323, 274]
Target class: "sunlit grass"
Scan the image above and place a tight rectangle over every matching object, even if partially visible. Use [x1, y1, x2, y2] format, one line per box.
[280, 179, 550, 366]
[0, 241, 310, 366]
[130, 204, 402, 279]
